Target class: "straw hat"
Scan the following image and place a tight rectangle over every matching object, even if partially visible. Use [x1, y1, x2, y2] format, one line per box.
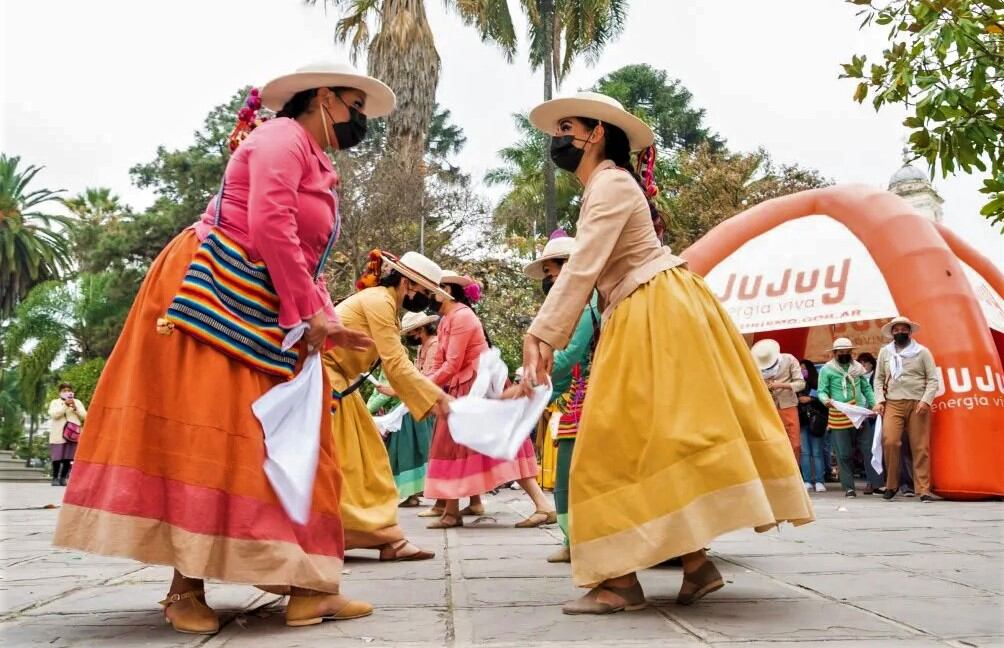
[260, 62, 396, 117]
[401, 312, 439, 335]
[831, 337, 856, 351]
[523, 237, 577, 280]
[881, 316, 921, 340]
[382, 252, 452, 301]
[529, 91, 655, 152]
[750, 339, 781, 371]
[440, 270, 474, 288]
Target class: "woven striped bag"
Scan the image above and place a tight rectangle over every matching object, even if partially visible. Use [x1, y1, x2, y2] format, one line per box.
[164, 183, 336, 378]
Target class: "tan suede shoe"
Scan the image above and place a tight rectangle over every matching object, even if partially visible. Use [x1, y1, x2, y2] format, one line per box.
[676, 559, 725, 605]
[562, 581, 647, 615]
[546, 546, 571, 563]
[285, 593, 374, 627]
[159, 590, 219, 635]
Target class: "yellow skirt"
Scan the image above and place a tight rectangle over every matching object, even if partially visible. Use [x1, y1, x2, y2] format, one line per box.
[537, 408, 558, 490]
[569, 268, 814, 587]
[325, 363, 404, 550]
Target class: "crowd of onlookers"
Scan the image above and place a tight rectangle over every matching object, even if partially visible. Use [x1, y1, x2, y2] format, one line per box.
[754, 316, 941, 502]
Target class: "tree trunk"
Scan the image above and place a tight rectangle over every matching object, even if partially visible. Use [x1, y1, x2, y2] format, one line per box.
[541, 0, 558, 237]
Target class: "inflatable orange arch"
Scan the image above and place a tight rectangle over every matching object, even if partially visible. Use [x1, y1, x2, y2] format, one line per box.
[682, 184, 1004, 499]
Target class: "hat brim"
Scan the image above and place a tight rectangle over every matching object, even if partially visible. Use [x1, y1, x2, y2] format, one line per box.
[261, 72, 396, 117]
[881, 319, 920, 339]
[440, 275, 474, 288]
[523, 252, 571, 280]
[832, 344, 857, 351]
[401, 314, 439, 334]
[382, 257, 452, 301]
[529, 97, 655, 151]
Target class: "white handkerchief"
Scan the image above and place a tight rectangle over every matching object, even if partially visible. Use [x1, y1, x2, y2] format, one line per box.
[871, 416, 884, 475]
[468, 348, 509, 399]
[448, 383, 551, 460]
[831, 400, 876, 429]
[374, 402, 408, 437]
[252, 352, 323, 525]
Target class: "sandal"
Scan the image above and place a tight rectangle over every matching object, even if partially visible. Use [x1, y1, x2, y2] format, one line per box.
[378, 539, 435, 562]
[562, 580, 647, 615]
[546, 546, 571, 563]
[676, 559, 724, 605]
[459, 504, 485, 516]
[515, 510, 557, 528]
[399, 495, 422, 508]
[285, 593, 373, 627]
[159, 590, 220, 635]
[417, 507, 444, 518]
[427, 512, 463, 529]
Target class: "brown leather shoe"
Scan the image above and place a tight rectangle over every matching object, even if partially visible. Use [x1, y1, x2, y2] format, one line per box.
[427, 512, 463, 529]
[378, 539, 435, 561]
[159, 590, 219, 635]
[562, 580, 647, 615]
[458, 504, 485, 516]
[285, 593, 374, 627]
[515, 510, 557, 528]
[677, 559, 725, 605]
[417, 507, 444, 518]
[546, 546, 571, 563]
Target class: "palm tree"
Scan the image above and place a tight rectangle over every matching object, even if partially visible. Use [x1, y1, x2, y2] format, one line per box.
[63, 187, 127, 224]
[0, 155, 72, 319]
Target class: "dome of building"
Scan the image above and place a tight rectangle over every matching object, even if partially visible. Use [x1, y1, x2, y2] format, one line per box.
[888, 163, 928, 189]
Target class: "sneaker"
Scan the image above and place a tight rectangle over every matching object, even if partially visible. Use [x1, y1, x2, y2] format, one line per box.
[814, 483, 826, 493]
[902, 490, 916, 498]
[920, 494, 938, 503]
[883, 489, 896, 501]
[845, 489, 857, 498]
[804, 482, 812, 491]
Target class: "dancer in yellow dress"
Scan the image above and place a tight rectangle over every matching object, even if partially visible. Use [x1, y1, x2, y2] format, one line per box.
[520, 92, 814, 614]
[323, 251, 452, 561]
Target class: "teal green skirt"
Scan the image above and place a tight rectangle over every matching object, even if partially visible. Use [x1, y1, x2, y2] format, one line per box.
[385, 413, 435, 498]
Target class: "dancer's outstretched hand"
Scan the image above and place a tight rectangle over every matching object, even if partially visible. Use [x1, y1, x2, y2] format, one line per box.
[521, 334, 553, 392]
[326, 321, 373, 351]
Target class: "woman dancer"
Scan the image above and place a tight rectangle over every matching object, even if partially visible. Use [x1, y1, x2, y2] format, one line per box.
[323, 252, 452, 560]
[375, 311, 440, 507]
[423, 272, 556, 529]
[520, 92, 813, 614]
[53, 63, 390, 633]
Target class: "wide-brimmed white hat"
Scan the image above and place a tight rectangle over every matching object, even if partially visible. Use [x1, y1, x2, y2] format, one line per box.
[832, 337, 856, 351]
[261, 62, 396, 117]
[382, 252, 452, 301]
[529, 91, 655, 152]
[523, 237, 577, 280]
[881, 316, 921, 339]
[401, 311, 439, 335]
[750, 339, 781, 371]
[440, 270, 475, 288]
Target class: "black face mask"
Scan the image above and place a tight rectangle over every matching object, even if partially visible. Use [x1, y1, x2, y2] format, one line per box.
[327, 94, 368, 150]
[893, 332, 911, 346]
[405, 334, 421, 346]
[836, 354, 852, 364]
[403, 292, 430, 313]
[541, 275, 556, 295]
[549, 134, 588, 173]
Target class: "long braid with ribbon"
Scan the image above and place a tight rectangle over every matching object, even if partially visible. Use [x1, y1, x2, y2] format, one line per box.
[635, 145, 667, 241]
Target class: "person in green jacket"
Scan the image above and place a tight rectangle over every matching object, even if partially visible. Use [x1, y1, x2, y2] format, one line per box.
[523, 232, 599, 563]
[816, 337, 875, 498]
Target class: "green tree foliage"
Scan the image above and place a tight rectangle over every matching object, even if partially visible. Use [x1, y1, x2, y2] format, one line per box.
[0, 155, 72, 319]
[842, 0, 1004, 227]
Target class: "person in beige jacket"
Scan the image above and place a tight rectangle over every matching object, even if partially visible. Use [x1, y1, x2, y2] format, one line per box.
[518, 92, 813, 615]
[48, 382, 87, 487]
[873, 316, 940, 502]
[751, 340, 806, 462]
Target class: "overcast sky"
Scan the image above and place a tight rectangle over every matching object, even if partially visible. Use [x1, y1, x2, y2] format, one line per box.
[2, 0, 1001, 266]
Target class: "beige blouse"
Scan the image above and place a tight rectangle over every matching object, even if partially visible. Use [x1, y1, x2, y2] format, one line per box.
[529, 160, 685, 350]
[323, 287, 441, 421]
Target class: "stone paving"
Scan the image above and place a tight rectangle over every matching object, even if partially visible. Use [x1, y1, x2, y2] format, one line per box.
[1, 482, 1002, 647]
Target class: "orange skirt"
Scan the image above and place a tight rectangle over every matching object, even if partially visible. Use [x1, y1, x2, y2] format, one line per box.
[53, 230, 345, 592]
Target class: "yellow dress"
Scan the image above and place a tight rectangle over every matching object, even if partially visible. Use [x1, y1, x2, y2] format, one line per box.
[324, 286, 441, 549]
[536, 407, 557, 490]
[569, 268, 814, 587]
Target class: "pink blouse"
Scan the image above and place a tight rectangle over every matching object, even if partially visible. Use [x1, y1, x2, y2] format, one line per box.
[195, 117, 338, 329]
[428, 305, 487, 389]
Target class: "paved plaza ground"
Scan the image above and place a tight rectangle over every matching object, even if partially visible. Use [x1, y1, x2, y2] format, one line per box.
[1, 482, 1002, 647]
